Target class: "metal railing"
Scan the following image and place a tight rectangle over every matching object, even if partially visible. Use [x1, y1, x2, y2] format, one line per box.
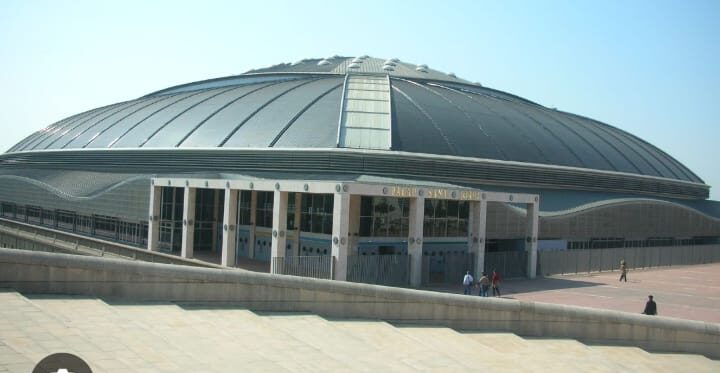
[271, 256, 333, 279]
[347, 254, 409, 286]
[422, 252, 475, 285]
[484, 250, 528, 279]
[0, 218, 219, 268]
[537, 244, 720, 276]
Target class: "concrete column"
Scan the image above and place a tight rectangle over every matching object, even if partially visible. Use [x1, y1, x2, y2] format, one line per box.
[526, 201, 539, 278]
[470, 200, 488, 278]
[212, 190, 220, 251]
[408, 196, 425, 287]
[270, 190, 288, 274]
[348, 195, 361, 256]
[332, 192, 351, 281]
[293, 193, 302, 256]
[221, 188, 238, 267]
[467, 201, 480, 253]
[181, 186, 196, 259]
[248, 191, 257, 259]
[147, 185, 162, 252]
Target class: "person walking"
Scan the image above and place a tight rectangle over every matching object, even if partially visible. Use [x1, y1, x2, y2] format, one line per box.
[491, 269, 502, 297]
[478, 272, 490, 297]
[642, 295, 658, 315]
[619, 260, 628, 282]
[463, 271, 474, 295]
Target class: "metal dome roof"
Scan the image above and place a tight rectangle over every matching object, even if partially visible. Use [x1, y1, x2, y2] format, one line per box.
[7, 56, 702, 184]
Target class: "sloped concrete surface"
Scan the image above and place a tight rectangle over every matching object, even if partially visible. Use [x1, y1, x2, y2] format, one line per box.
[1, 291, 718, 372]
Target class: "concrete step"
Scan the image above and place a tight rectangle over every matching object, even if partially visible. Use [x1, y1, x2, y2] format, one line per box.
[330, 320, 471, 371]
[25, 296, 183, 372]
[393, 326, 498, 370]
[591, 344, 718, 373]
[0, 292, 100, 371]
[256, 313, 403, 372]
[524, 338, 592, 353]
[105, 302, 295, 372]
[652, 353, 720, 373]
[2, 291, 719, 373]
[590, 345, 682, 373]
[520, 338, 632, 373]
[180, 308, 346, 372]
[398, 328, 616, 372]
[464, 332, 531, 352]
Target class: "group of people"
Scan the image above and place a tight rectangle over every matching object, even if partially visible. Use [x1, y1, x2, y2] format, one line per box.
[460, 261, 658, 316]
[462, 269, 502, 297]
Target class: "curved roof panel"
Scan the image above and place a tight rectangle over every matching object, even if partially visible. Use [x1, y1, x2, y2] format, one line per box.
[6, 56, 703, 184]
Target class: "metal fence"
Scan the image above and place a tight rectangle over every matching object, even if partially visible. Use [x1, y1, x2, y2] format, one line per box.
[271, 256, 333, 280]
[484, 251, 528, 279]
[422, 252, 475, 285]
[0, 218, 217, 268]
[538, 244, 720, 276]
[347, 254, 409, 286]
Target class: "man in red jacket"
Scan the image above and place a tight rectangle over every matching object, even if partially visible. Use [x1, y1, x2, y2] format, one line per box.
[492, 269, 502, 297]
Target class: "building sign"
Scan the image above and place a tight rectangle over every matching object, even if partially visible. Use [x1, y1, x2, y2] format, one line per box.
[389, 186, 480, 200]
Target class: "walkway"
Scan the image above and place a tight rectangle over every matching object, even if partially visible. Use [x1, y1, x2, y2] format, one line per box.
[426, 263, 720, 324]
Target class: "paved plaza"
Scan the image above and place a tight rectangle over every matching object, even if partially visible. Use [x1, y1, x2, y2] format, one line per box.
[429, 263, 720, 324]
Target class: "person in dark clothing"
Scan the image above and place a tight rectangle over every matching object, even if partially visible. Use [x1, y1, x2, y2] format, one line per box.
[491, 269, 502, 297]
[642, 295, 658, 315]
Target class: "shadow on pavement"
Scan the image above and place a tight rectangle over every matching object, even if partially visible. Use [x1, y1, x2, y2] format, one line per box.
[422, 276, 603, 297]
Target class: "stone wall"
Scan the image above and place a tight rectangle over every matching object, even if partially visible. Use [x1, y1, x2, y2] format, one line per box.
[0, 248, 718, 359]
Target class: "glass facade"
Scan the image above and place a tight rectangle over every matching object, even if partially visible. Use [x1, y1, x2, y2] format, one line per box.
[237, 190, 252, 225]
[255, 191, 274, 228]
[193, 189, 223, 251]
[159, 187, 184, 252]
[301, 194, 333, 234]
[424, 199, 469, 237]
[359, 197, 409, 237]
[358, 197, 469, 238]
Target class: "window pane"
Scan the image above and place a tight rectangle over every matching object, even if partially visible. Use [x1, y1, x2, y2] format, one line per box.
[458, 218, 468, 235]
[313, 194, 324, 213]
[447, 218, 459, 236]
[433, 218, 446, 237]
[424, 200, 435, 218]
[373, 217, 387, 236]
[447, 200, 459, 218]
[312, 214, 323, 233]
[302, 194, 312, 213]
[401, 217, 409, 236]
[359, 217, 372, 236]
[361, 196, 373, 216]
[400, 198, 409, 217]
[323, 194, 334, 213]
[322, 215, 333, 234]
[374, 197, 388, 214]
[459, 201, 469, 218]
[301, 213, 311, 231]
[436, 200, 448, 218]
[388, 212, 401, 237]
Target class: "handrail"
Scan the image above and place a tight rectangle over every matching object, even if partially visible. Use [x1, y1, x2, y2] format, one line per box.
[0, 217, 221, 268]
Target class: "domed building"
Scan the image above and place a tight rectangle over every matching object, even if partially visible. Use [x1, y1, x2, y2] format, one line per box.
[1, 56, 718, 285]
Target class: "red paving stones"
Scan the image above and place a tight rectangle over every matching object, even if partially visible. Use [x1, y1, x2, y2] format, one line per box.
[427, 263, 720, 324]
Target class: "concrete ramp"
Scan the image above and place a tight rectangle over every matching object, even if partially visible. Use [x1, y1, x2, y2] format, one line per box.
[2, 291, 720, 372]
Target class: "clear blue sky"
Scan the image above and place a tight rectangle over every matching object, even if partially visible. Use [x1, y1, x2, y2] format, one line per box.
[1, 0, 718, 199]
